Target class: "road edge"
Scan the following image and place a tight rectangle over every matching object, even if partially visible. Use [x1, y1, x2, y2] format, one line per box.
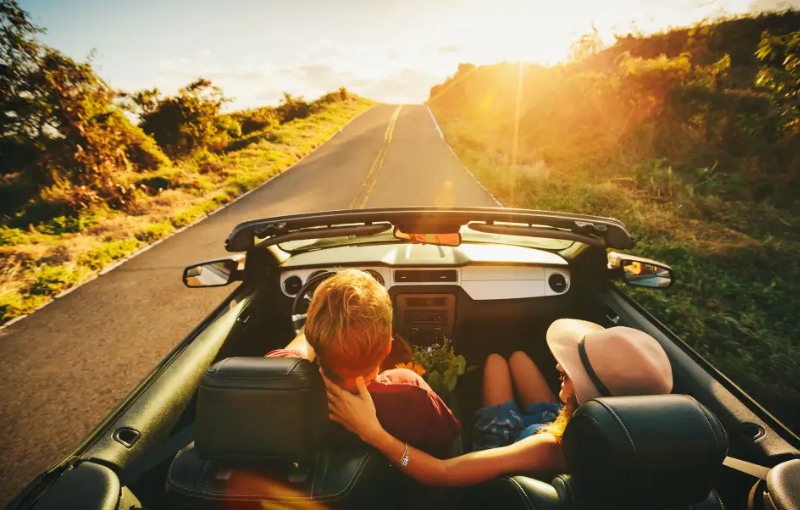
[425, 105, 503, 208]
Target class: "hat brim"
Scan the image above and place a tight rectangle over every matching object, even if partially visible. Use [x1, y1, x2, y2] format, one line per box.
[546, 319, 605, 405]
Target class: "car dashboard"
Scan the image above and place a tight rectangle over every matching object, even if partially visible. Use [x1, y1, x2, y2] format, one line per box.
[278, 242, 572, 343]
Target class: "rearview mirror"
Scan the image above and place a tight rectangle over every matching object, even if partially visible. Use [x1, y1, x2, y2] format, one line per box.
[608, 252, 674, 289]
[393, 227, 461, 247]
[182, 256, 244, 288]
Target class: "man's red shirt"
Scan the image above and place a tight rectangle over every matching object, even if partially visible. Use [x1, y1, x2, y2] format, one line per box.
[266, 348, 461, 456]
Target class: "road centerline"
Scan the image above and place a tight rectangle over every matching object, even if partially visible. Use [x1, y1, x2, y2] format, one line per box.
[349, 105, 403, 209]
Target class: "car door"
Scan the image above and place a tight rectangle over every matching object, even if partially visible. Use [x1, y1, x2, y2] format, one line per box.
[595, 284, 800, 508]
[6, 284, 257, 510]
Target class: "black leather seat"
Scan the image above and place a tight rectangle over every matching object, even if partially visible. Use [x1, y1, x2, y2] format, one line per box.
[466, 394, 729, 510]
[166, 357, 415, 509]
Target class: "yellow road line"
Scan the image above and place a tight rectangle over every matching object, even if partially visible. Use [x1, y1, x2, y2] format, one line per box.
[349, 105, 403, 209]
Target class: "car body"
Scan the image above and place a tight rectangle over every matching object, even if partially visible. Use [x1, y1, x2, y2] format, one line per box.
[8, 207, 799, 510]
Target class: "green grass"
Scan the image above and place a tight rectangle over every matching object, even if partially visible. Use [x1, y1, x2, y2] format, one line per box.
[437, 115, 800, 434]
[0, 97, 374, 326]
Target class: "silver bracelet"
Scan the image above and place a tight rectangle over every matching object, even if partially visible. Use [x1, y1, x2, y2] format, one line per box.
[398, 442, 409, 468]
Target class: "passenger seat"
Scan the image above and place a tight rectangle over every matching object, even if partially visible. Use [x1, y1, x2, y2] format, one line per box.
[465, 394, 728, 510]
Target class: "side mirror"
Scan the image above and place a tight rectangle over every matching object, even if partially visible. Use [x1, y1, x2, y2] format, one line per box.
[608, 252, 674, 289]
[182, 255, 244, 288]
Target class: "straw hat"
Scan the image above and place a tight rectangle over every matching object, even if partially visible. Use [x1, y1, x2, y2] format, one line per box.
[547, 319, 673, 404]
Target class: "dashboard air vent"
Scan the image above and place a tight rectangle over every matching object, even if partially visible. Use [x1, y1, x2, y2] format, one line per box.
[548, 273, 567, 293]
[395, 270, 457, 283]
[283, 275, 302, 296]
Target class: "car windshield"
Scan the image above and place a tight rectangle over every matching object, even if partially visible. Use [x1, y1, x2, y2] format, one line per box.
[277, 224, 575, 252]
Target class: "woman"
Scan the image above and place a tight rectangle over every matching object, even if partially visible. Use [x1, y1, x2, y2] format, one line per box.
[325, 318, 673, 486]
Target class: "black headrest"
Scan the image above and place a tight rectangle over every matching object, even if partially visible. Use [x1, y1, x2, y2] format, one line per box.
[562, 394, 728, 507]
[195, 357, 328, 462]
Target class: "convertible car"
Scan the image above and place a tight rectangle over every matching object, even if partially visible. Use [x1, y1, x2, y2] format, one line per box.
[8, 207, 799, 510]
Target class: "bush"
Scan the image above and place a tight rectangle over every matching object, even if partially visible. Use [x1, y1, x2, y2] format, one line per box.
[132, 78, 233, 159]
[231, 107, 279, 135]
[29, 264, 80, 295]
[79, 239, 141, 270]
[134, 221, 174, 242]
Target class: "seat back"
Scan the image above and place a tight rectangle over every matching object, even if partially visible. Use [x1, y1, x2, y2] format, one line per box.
[167, 357, 409, 509]
[195, 356, 328, 461]
[561, 394, 728, 508]
[466, 395, 728, 510]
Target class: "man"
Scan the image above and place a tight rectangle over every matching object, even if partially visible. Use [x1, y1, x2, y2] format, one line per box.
[267, 269, 460, 456]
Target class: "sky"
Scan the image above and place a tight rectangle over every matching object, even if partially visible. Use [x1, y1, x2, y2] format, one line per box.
[18, 0, 800, 110]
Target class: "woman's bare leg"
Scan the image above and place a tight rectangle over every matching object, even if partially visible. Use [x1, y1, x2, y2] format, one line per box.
[482, 353, 514, 407]
[509, 351, 557, 407]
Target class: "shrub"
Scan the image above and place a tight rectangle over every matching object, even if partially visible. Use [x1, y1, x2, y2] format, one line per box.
[79, 239, 141, 270]
[134, 221, 174, 242]
[29, 264, 80, 295]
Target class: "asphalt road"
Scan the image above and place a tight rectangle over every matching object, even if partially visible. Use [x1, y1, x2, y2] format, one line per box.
[0, 104, 498, 505]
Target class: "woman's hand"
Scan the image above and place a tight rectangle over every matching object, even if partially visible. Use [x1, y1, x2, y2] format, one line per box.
[324, 376, 384, 444]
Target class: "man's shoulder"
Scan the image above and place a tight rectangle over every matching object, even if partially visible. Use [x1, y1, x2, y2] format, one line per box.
[264, 348, 304, 359]
[369, 368, 448, 408]
[372, 368, 430, 391]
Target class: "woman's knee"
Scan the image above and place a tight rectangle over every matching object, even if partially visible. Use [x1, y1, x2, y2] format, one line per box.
[485, 353, 509, 371]
[509, 350, 534, 368]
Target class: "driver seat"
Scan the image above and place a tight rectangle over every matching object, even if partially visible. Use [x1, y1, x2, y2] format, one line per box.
[466, 394, 728, 510]
[166, 357, 415, 509]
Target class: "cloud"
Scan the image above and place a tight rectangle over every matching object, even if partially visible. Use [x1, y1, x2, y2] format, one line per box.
[438, 45, 461, 55]
[356, 68, 444, 104]
[143, 51, 447, 110]
[748, 0, 800, 11]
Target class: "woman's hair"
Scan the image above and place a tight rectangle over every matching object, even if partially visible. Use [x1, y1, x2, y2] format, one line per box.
[538, 395, 578, 441]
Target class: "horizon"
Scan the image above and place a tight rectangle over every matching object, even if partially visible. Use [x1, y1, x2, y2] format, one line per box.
[18, 0, 800, 110]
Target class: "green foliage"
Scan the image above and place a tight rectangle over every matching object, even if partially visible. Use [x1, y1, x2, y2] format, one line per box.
[411, 338, 468, 396]
[1, 94, 373, 327]
[134, 221, 174, 242]
[29, 264, 80, 295]
[0, 0, 169, 216]
[428, 12, 800, 430]
[78, 239, 141, 270]
[276, 92, 312, 122]
[0, 227, 29, 246]
[756, 28, 800, 130]
[130, 78, 235, 158]
[230, 107, 279, 135]
[37, 213, 98, 235]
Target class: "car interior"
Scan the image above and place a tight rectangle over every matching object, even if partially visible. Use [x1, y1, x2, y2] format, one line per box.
[20, 209, 800, 510]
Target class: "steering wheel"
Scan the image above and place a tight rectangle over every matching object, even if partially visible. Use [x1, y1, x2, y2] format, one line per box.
[291, 271, 336, 334]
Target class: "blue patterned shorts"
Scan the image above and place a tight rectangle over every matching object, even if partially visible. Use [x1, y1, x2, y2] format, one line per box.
[472, 400, 562, 451]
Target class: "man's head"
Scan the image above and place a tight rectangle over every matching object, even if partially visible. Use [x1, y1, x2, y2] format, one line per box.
[304, 269, 392, 391]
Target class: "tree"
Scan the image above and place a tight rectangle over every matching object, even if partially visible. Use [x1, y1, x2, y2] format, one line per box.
[570, 24, 604, 62]
[0, 0, 168, 212]
[276, 92, 311, 122]
[756, 29, 800, 131]
[0, 0, 45, 172]
[135, 78, 234, 158]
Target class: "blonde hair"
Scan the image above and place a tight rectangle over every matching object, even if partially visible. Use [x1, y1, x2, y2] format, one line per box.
[538, 396, 578, 441]
[304, 269, 392, 379]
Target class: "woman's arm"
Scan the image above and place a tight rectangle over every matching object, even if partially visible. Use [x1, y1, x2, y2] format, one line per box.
[326, 377, 565, 487]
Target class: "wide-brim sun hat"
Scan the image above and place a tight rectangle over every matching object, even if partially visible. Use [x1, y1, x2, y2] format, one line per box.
[546, 319, 673, 405]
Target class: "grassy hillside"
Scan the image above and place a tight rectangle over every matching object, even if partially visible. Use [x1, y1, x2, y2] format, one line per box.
[429, 12, 800, 432]
[1, 2, 376, 325]
[0, 96, 373, 325]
